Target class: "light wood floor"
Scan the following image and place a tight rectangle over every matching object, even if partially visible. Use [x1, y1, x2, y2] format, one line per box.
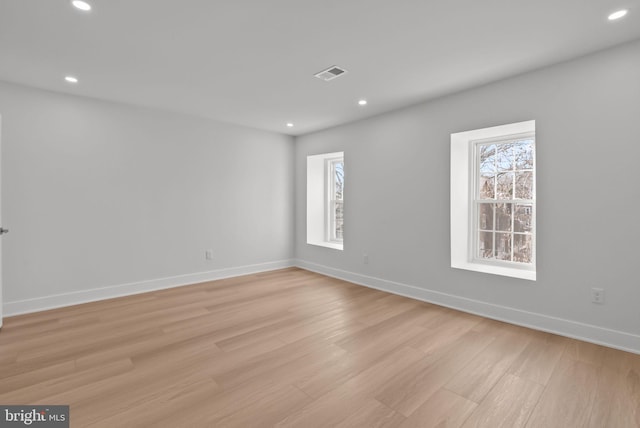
[0, 268, 638, 427]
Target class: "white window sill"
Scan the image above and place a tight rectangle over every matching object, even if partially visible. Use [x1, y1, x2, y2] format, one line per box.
[452, 260, 536, 281]
[308, 241, 343, 251]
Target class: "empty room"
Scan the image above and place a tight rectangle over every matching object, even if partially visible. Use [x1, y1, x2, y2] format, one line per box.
[1, 1, 639, 427]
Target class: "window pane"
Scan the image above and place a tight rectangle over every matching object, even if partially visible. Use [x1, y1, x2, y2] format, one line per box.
[334, 161, 344, 200]
[496, 172, 513, 199]
[514, 204, 533, 233]
[496, 143, 514, 171]
[479, 174, 495, 199]
[513, 140, 534, 170]
[478, 203, 494, 230]
[496, 233, 512, 261]
[514, 234, 532, 263]
[335, 200, 344, 240]
[515, 171, 533, 199]
[479, 231, 494, 259]
[496, 203, 512, 231]
[479, 144, 496, 174]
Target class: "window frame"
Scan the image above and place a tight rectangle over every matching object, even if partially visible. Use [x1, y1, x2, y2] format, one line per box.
[450, 120, 536, 281]
[326, 157, 344, 244]
[470, 132, 536, 271]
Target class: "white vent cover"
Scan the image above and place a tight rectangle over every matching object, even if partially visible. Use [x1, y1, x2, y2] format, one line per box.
[314, 65, 347, 81]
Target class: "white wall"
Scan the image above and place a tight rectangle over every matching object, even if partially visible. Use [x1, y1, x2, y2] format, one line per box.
[2, 40, 638, 352]
[295, 39, 640, 353]
[0, 81, 294, 314]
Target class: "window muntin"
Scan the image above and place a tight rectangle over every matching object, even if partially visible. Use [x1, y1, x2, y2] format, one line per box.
[472, 133, 535, 268]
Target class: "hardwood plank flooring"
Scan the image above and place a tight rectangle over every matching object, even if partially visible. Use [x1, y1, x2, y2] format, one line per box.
[460, 373, 544, 427]
[399, 388, 477, 428]
[0, 267, 638, 427]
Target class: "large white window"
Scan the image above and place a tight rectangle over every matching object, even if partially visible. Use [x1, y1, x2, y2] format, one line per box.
[451, 121, 536, 280]
[307, 151, 344, 250]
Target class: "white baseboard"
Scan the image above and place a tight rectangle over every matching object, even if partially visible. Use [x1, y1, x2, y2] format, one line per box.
[295, 259, 640, 355]
[4, 259, 295, 317]
[5, 257, 638, 354]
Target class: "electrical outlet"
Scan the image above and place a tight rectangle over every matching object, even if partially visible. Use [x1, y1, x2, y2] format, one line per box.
[591, 287, 604, 304]
[363, 253, 369, 265]
[205, 249, 213, 260]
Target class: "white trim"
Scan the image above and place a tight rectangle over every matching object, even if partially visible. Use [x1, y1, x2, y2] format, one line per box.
[451, 120, 536, 281]
[3, 259, 295, 317]
[294, 259, 640, 355]
[308, 241, 344, 251]
[4, 257, 638, 354]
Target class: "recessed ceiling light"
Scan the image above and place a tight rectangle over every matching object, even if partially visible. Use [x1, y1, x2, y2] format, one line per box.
[71, 0, 92, 12]
[358, 99, 368, 106]
[65, 76, 79, 83]
[286, 123, 294, 128]
[608, 9, 628, 20]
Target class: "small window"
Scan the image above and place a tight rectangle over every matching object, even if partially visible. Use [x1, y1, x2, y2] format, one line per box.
[307, 152, 344, 250]
[451, 121, 536, 280]
[328, 158, 344, 243]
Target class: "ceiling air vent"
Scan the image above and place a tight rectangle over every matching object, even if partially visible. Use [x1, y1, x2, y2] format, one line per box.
[314, 65, 347, 81]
